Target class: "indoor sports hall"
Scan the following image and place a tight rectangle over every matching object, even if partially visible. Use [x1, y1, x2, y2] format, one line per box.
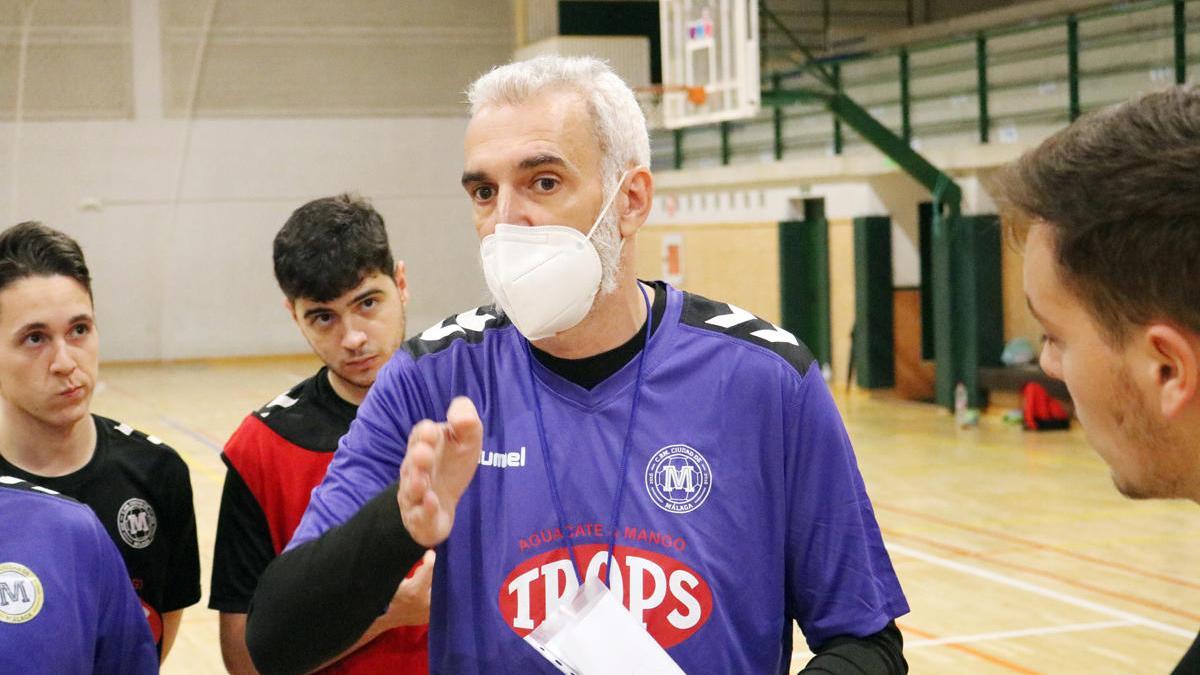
[2, 1, 1199, 673]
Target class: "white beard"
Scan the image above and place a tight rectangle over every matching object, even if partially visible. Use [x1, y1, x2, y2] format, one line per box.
[590, 207, 623, 298]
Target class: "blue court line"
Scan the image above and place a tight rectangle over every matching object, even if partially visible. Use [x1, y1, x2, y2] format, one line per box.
[159, 416, 223, 454]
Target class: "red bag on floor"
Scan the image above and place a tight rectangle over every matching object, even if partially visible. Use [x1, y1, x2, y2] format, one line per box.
[1022, 381, 1070, 430]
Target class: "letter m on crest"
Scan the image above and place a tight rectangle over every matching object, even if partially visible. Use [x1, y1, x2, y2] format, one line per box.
[0, 581, 30, 606]
[662, 464, 696, 493]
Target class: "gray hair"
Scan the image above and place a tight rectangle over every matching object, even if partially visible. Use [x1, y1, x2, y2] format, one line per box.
[466, 55, 651, 197]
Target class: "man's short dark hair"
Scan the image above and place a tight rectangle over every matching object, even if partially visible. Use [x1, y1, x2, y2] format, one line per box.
[992, 84, 1200, 344]
[0, 221, 92, 299]
[273, 193, 395, 302]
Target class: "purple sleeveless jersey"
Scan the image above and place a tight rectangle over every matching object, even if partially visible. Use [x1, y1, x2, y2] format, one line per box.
[290, 284, 908, 674]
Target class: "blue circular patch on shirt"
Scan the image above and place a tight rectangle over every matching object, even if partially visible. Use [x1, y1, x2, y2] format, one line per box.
[645, 444, 712, 514]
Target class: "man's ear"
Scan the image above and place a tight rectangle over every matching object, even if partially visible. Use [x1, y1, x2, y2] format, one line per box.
[1142, 323, 1200, 419]
[617, 165, 654, 239]
[394, 261, 410, 305]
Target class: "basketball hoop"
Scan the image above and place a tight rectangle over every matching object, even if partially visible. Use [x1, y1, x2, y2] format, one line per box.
[634, 84, 708, 130]
[658, 0, 760, 129]
[635, 84, 708, 106]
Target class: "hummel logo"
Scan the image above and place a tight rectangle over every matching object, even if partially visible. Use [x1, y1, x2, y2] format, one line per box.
[479, 446, 527, 469]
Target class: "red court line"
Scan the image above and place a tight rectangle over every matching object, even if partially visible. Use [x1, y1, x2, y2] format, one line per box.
[886, 528, 1200, 624]
[876, 501, 1200, 591]
[896, 622, 1042, 674]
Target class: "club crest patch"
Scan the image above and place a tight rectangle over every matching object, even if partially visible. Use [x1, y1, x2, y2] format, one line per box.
[117, 498, 157, 549]
[0, 562, 44, 624]
[645, 444, 712, 514]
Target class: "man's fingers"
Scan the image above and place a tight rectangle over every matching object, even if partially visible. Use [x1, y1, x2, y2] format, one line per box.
[383, 549, 435, 628]
[400, 420, 442, 507]
[399, 468, 427, 508]
[399, 443, 432, 505]
[402, 549, 436, 593]
[400, 491, 438, 544]
[439, 398, 482, 503]
[398, 402, 482, 548]
[407, 420, 443, 455]
[445, 397, 482, 450]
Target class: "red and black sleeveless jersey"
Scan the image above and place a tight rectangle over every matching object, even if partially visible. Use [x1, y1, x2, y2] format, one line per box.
[0, 415, 201, 654]
[210, 367, 428, 673]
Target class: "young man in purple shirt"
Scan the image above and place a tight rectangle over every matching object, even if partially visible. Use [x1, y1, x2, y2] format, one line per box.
[248, 56, 908, 674]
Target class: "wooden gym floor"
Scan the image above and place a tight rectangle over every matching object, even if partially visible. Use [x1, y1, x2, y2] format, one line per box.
[89, 356, 1200, 675]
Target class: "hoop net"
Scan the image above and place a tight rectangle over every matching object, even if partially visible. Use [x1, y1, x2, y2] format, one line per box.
[634, 84, 708, 130]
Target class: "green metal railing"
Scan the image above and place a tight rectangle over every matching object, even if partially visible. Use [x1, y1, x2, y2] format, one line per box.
[759, 0, 915, 66]
[899, 48, 911, 142]
[646, 0, 1198, 408]
[1068, 15, 1081, 120]
[653, 0, 1197, 170]
[976, 33, 989, 144]
[1178, 0, 1191, 83]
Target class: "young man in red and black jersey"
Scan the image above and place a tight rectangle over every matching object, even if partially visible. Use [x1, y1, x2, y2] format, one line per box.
[0, 221, 201, 661]
[210, 193, 432, 673]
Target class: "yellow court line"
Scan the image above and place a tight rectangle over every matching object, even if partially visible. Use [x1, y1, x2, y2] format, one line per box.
[170, 440, 225, 486]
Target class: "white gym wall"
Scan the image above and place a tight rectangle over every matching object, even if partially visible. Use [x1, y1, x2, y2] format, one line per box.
[0, 0, 508, 361]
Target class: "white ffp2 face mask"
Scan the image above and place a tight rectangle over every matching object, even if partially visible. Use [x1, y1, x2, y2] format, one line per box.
[480, 172, 629, 341]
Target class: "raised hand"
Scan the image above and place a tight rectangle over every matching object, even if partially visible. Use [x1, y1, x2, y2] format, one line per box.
[398, 396, 483, 548]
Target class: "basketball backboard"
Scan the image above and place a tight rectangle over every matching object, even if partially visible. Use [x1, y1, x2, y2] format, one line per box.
[652, 0, 761, 129]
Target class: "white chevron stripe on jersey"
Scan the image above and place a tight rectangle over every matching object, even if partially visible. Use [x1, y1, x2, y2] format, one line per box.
[421, 307, 496, 342]
[751, 327, 799, 345]
[456, 308, 496, 332]
[705, 304, 755, 329]
[708, 303, 799, 346]
[260, 392, 300, 417]
[266, 393, 299, 409]
[420, 321, 465, 342]
[0, 475, 58, 494]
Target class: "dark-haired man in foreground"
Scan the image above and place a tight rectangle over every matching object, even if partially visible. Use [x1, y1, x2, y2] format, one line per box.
[994, 84, 1200, 672]
[209, 194, 432, 673]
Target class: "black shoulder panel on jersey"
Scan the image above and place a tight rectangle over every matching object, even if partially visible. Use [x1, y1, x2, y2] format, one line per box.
[678, 291, 816, 376]
[254, 376, 309, 420]
[253, 373, 351, 452]
[403, 304, 509, 360]
[0, 475, 80, 503]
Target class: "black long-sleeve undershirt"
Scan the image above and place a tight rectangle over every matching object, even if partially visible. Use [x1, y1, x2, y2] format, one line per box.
[1174, 631, 1200, 674]
[244, 482, 420, 675]
[801, 620, 906, 674]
